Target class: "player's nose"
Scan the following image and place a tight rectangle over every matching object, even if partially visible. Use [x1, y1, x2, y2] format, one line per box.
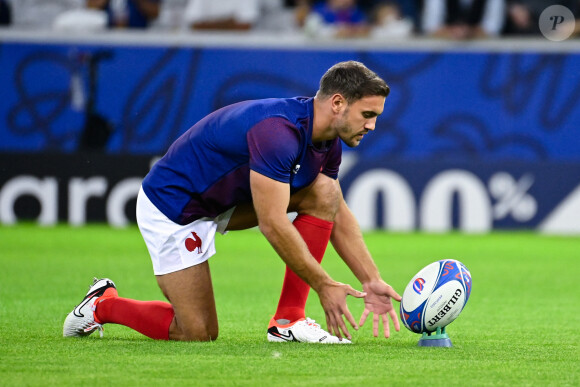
[365, 118, 377, 131]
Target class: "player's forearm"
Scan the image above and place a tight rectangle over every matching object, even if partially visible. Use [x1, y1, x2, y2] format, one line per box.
[259, 216, 333, 292]
[250, 170, 333, 293]
[330, 199, 382, 284]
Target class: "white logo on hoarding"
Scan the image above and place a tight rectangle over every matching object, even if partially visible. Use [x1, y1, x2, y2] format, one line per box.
[488, 172, 537, 222]
[346, 169, 539, 233]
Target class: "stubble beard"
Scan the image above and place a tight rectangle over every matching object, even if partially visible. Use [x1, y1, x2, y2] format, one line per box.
[337, 122, 361, 148]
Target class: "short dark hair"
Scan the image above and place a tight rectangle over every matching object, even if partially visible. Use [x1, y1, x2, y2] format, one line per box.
[316, 61, 390, 103]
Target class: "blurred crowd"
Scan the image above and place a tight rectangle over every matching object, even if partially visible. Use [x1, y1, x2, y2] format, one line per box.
[1, 0, 579, 40]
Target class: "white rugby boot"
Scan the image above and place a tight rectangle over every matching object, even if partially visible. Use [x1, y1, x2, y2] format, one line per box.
[63, 278, 117, 338]
[267, 317, 352, 344]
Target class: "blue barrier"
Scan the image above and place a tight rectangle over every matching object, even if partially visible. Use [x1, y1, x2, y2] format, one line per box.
[2, 38, 579, 161]
[1, 34, 579, 232]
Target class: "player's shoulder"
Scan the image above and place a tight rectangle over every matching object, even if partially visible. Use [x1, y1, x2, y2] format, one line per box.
[249, 96, 312, 116]
[262, 97, 313, 126]
[208, 97, 312, 139]
[222, 97, 310, 130]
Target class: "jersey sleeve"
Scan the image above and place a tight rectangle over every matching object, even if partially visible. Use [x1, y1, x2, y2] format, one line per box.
[247, 117, 301, 183]
[321, 138, 342, 179]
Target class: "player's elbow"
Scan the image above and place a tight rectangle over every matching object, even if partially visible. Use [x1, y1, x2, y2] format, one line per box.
[257, 215, 290, 245]
[257, 218, 277, 239]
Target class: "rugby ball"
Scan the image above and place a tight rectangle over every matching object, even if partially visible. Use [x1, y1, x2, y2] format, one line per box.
[400, 260, 472, 333]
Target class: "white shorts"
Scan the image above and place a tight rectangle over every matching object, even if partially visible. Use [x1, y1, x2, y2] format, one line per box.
[136, 187, 234, 275]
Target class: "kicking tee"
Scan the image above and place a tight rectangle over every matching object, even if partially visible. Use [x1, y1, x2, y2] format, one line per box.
[141, 97, 342, 225]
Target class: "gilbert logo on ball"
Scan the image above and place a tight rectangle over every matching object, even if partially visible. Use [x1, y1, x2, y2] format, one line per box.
[400, 260, 472, 334]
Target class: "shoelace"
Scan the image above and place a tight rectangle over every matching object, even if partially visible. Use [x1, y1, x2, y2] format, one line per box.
[303, 318, 348, 342]
[88, 277, 100, 290]
[83, 321, 104, 338]
[83, 300, 104, 337]
[304, 318, 322, 330]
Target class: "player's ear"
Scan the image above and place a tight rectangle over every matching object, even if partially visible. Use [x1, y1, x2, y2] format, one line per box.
[330, 94, 346, 114]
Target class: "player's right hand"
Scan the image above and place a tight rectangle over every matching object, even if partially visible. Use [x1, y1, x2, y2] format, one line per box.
[359, 279, 402, 339]
[317, 281, 366, 340]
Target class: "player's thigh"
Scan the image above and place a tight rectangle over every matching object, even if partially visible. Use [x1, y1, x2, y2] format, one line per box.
[226, 202, 258, 231]
[289, 174, 341, 220]
[156, 262, 218, 341]
[226, 174, 341, 229]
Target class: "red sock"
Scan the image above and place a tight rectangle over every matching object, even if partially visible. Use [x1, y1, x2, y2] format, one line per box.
[273, 214, 333, 322]
[95, 297, 175, 340]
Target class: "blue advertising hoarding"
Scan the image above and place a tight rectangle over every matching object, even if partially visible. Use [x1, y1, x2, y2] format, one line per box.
[1, 35, 579, 232]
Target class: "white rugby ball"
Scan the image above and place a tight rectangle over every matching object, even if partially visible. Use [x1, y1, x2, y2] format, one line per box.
[400, 260, 472, 333]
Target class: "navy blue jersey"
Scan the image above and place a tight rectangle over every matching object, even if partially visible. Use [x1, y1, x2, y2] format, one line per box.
[142, 97, 342, 225]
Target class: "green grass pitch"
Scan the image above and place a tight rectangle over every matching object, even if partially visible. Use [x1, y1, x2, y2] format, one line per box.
[1, 224, 578, 386]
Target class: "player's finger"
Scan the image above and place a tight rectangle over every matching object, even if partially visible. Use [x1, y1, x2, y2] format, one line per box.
[346, 286, 367, 299]
[359, 308, 370, 327]
[324, 312, 332, 336]
[343, 306, 359, 331]
[372, 312, 379, 337]
[389, 287, 402, 302]
[325, 312, 337, 338]
[328, 312, 344, 340]
[330, 305, 352, 340]
[338, 317, 351, 340]
[389, 308, 401, 332]
[382, 314, 390, 338]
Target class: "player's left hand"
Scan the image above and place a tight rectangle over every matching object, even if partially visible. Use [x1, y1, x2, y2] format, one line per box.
[358, 280, 402, 338]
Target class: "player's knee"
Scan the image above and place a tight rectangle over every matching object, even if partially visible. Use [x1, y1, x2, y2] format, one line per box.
[315, 187, 340, 219]
[171, 316, 219, 342]
[178, 325, 219, 342]
[292, 176, 340, 221]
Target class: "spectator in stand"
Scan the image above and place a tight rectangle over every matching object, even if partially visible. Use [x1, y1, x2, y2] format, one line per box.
[369, 1, 417, 38]
[87, 0, 161, 29]
[253, 0, 294, 32]
[359, 0, 421, 30]
[285, 0, 312, 28]
[0, 0, 11, 25]
[422, 0, 506, 40]
[304, 0, 370, 38]
[503, 0, 578, 36]
[185, 0, 261, 31]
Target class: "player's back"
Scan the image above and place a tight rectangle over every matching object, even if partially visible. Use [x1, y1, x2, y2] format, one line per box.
[142, 97, 314, 224]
